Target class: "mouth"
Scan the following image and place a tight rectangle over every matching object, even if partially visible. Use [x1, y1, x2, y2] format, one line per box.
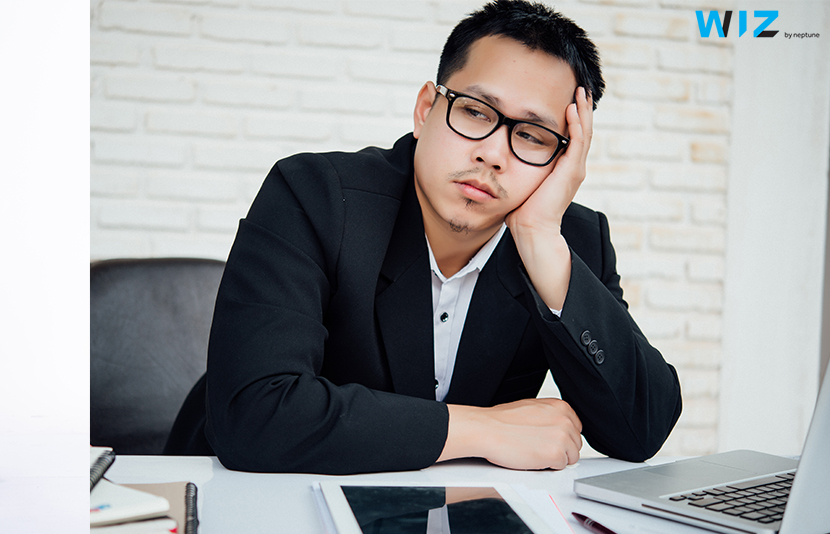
[454, 178, 498, 202]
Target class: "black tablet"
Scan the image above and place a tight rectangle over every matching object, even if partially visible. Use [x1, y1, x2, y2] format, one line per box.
[318, 483, 556, 534]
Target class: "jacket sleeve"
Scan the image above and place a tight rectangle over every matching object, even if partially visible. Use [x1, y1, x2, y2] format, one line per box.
[203, 157, 448, 474]
[524, 209, 682, 462]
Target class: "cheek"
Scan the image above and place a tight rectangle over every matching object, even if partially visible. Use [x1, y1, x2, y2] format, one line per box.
[505, 170, 550, 206]
[418, 106, 449, 141]
[418, 125, 469, 172]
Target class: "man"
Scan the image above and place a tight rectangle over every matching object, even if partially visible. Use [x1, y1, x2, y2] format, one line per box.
[166, 0, 682, 475]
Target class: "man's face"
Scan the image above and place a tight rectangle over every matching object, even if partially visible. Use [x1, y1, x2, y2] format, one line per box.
[412, 35, 578, 238]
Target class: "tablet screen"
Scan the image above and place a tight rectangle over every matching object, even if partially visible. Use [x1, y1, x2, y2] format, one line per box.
[340, 485, 534, 534]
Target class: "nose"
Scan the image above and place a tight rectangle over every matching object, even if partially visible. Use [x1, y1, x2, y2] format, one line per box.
[470, 124, 511, 172]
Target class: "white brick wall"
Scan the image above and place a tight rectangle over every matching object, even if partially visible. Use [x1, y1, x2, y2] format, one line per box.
[90, 0, 736, 457]
[565, 0, 735, 457]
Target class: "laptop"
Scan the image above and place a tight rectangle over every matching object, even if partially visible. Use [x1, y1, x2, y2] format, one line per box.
[574, 364, 830, 534]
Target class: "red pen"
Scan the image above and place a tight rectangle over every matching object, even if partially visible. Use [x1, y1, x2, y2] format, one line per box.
[572, 512, 619, 534]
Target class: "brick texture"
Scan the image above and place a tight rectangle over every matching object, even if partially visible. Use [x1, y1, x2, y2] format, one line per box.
[99, 2, 193, 36]
[90, 0, 735, 457]
[200, 13, 291, 45]
[614, 12, 692, 41]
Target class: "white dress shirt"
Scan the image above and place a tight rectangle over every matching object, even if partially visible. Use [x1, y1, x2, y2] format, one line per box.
[426, 224, 507, 402]
[425, 224, 562, 402]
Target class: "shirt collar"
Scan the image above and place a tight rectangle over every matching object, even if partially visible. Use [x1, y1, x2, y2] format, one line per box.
[426, 224, 507, 283]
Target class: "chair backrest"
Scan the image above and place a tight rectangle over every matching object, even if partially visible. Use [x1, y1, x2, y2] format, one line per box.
[90, 258, 225, 454]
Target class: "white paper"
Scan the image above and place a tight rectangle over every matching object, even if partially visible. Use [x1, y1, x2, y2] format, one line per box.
[511, 484, 575, 534]
[312, 482, 338, 534]
[90, 480, 170, 527]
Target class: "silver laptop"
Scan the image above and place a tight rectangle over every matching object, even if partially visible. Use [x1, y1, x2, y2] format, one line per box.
[574, 364, 830, 534]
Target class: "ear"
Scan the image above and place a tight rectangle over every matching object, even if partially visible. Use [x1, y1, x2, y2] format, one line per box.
[412, 81, 437, 140]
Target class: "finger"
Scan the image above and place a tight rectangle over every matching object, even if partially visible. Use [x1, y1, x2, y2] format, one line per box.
[554, 441, 579, 469]
[562, 412, 583, 453]
[567, 87, 592, 161]
[577, 87, 593, 151]
[565, 99, 583, 148]
[536, 398, 582, 434]
[570, 427, 583, 455]
[541, 401, 583, 454]
[575, 86, 591, 117]
[559, 427, 581, 467]
[571, 408, 583, 434]
[567, 442, 580, 465]
[559, 416, 582, 453]
[542, 398, 582, 433]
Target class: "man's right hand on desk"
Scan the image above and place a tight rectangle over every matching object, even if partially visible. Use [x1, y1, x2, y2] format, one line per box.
[437, 398, 583, 471]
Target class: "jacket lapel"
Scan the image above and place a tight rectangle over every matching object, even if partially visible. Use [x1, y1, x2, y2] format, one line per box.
[375, 180, 436, 401]
[443, 232, 530, 406]
[376, 191, 532, 405]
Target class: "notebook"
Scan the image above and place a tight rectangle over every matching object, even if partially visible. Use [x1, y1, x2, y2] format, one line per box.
[90, 481, 199, 534]
[90, 479, 171, 527]
[90, 446, 116, 491]
[574, 364, 830, 534]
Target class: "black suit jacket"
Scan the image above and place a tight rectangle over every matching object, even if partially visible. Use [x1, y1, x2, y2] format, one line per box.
[165, 134, 682, 474]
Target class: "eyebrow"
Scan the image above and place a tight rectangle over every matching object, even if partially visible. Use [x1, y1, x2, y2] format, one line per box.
[464, 84, 561, 130]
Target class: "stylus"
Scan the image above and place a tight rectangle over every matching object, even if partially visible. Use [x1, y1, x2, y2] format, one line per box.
[572, 512, 619, 534]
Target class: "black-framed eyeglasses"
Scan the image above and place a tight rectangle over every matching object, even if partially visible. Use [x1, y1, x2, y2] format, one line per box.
[436, 85, 569, 167]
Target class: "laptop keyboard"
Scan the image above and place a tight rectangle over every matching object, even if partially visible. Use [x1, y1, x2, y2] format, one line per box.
[666, 471, 795, 524]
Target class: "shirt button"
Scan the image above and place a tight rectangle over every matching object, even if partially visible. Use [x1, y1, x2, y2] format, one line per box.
[435, 379, 439, 389]
[440, 312, 449, 322]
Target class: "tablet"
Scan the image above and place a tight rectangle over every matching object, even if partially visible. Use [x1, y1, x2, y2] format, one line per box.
[318, 482, 556, 534]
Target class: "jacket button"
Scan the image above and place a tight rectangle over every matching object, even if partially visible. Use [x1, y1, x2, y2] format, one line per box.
[588, 340, 599, 355]
[580, 330, 591, 346]
[595, 350, 605, 365]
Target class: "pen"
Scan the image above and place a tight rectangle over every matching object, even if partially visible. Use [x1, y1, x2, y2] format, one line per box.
[572, 512, 619, 534]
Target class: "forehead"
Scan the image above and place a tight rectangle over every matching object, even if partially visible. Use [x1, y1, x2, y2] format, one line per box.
[444, 35, 577, 126]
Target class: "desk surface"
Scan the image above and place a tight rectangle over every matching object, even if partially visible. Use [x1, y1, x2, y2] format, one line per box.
[106, 455, 709, 533]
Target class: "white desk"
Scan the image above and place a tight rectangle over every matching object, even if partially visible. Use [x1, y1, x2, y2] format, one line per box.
[106, 456, 710, 533]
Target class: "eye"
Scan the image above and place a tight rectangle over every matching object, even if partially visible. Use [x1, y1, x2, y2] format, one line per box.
[458, 101, 493, 123]
[466, 108, 488, 120]
[516, 130, 545, 146]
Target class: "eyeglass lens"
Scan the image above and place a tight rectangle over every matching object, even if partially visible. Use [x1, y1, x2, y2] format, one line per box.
[448, 95, 562, 166]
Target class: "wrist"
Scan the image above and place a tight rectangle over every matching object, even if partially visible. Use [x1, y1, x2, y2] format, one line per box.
[516, 234, 571, 311]
[437, 404, 487, 462]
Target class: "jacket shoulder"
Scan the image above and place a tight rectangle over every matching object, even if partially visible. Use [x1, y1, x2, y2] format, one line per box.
[562, 202, 608, 242]
[561, 202, 611, 278]
[562, 202, 604, 229]
[276, 133, 415, 202]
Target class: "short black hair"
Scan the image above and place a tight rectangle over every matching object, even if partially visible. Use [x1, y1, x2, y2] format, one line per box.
[437, 0, 604, 110]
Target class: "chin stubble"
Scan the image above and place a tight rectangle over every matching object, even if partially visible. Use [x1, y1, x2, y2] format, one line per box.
[448, 219, 471, 234]
[448, 197, 484, 234]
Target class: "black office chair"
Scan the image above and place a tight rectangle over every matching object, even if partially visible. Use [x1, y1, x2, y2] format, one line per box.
[90, 258, 225, 454]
